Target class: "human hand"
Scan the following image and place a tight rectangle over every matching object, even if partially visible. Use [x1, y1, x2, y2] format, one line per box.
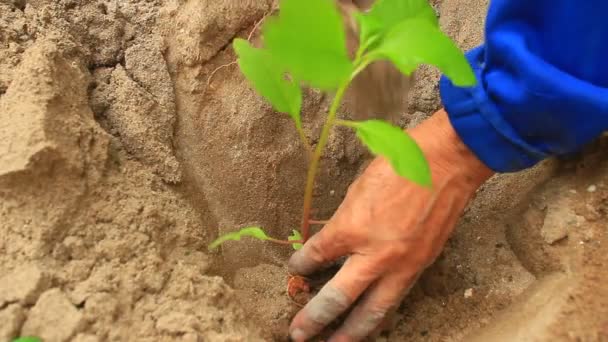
[288, 110, 494, 341]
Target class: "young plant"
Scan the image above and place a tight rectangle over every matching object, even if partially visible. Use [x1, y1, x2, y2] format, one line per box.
[208, 0, 476, 251]
[12, 337, 41, 342]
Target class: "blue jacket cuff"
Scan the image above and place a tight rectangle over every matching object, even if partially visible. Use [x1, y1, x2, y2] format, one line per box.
[439, 47, 548, 173]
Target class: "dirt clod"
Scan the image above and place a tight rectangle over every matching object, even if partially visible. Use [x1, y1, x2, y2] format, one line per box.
[155, 312, 199, 335]
[90, 36, 182, 183]
[541, 199, 577, 244]
[0, 264, 50, 307]
[0, 304, 25, 341]
[464, 288, 474, 299]
[21, 288, 85, 342]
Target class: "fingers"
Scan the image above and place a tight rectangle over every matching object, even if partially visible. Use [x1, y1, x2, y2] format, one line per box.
[288, 221, 351, 276]
[328, 271, 419, 342]
[289, 255, 381, 341]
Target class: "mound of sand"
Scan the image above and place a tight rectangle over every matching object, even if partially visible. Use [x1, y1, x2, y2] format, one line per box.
[1, 0, 606, 341]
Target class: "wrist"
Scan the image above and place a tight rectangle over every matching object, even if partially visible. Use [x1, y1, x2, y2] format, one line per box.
[408, 109, 494, 189]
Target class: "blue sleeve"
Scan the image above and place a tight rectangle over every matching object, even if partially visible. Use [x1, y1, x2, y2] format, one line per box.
[439, 0, 608, 173]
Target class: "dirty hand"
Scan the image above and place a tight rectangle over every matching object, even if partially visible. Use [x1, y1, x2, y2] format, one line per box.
[288, 110, 494, 341]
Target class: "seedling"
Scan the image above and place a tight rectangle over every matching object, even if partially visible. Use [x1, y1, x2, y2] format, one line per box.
[12, 337, 41, 342]
[209, 0, 475, 251]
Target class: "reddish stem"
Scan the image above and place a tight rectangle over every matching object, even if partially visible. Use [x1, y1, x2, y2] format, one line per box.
[300, 80, 350, 241]
[267, 238, 303, 245]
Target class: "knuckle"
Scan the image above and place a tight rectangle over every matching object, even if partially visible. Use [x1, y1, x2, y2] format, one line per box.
[372, 240, 438, 274]
[389, 242, 411, 258]
[307, 237, 331, 264]
[374, 243, 409, 265]
[374, 250, 394, 266]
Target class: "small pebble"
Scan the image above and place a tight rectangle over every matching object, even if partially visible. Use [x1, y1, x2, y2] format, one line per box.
[587, 185, 597, 193]
[569, 189, 577, 194]
[329, 190, 335, 196]
[464, 288, 474, 299]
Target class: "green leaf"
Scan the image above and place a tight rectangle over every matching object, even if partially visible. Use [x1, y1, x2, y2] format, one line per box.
[208, 227, 270, 250]
[12, 338, 41, 342]
[358, 0, 438, 50]
[262, 0, 353, 90]
[348, 120, 431, 186]
[288, 230, 303, 250]
[367, 18, 476, 86]
[233, 39, 303, 128]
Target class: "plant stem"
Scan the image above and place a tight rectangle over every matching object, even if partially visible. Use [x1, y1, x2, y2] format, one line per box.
[351, 58, 372, 80]
[297, 126, 314, 160]
[267, 238, 303, 245]
[335, 119, 357, 127]
[355, 37, 376, 62]
[298, 47, 371, 242]
[300, 80, 350, 242]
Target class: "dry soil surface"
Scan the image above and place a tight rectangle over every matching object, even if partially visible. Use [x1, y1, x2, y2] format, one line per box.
[1, 0, 607, 341]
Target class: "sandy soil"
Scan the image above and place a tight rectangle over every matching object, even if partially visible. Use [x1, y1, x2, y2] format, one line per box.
[1, 0, 607, 341]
